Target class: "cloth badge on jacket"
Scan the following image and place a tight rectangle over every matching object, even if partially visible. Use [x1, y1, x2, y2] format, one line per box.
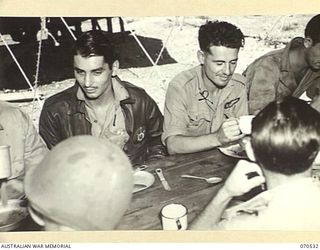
[224, 97, 240, 109]
[134, 126, 146, 143]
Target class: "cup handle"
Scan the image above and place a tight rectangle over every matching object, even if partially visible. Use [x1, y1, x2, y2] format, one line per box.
[176, 219, 182, 230]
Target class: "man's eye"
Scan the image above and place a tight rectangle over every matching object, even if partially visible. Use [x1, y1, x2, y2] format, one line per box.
[230, 61, 237, 65]
[93, 71, 102, 75]
[215, 62, 224, 66]
[75, 70, 84, 75]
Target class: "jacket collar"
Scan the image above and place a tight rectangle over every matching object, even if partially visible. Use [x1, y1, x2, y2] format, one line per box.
[69, 76, 136, 115]
[280, 37, 304, 72]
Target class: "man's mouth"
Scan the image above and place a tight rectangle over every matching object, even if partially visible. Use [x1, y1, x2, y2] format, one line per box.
[220, 76, 230, 81]
[85, 87, 97, 93]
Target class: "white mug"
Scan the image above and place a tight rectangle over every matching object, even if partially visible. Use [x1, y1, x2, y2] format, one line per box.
[0, 145, 12, 179]
[239, 115, 255, 135]
[161, 203, 188, 230]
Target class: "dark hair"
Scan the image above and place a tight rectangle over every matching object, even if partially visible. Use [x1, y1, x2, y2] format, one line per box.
[305, 14, 320, 45]
[251, 97, 320, 175]
[198, 20, 244, 52]
[72, 30, 118, 68]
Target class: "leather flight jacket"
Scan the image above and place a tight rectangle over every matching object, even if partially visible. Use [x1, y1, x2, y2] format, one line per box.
[39, 81, 167, 164]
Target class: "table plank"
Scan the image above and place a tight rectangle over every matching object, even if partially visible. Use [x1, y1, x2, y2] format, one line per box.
[117, 149, 237, 230]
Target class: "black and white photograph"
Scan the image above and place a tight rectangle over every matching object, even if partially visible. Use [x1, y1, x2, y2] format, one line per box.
[0, 12, 320, 237]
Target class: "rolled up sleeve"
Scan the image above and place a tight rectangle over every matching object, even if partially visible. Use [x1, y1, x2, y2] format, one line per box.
[162, 81, 189, 145]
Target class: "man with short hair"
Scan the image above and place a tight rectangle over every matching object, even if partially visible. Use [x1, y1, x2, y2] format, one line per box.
[25, 136, 133, 231]
[191, 97, 320, 230]
[39, 30, 166, 164]
[243, 14, 320, 114]
[162, 20, 248, 155]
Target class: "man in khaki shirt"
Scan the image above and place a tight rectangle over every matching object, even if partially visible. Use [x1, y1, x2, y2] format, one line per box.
[243, 14, 320, 114]
[191, 97, 320, 230]
[162, 21, 248, 155]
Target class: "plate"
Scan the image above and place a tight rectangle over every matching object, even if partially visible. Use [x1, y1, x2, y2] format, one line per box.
[0, 199, 28, 232]
[218, 143, 248, 159]
[133, 171, 155, 193]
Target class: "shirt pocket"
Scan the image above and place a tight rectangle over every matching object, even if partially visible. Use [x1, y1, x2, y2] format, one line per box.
[187, 109, 211, 132]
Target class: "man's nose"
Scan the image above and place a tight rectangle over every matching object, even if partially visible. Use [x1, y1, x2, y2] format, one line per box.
[223, 63, 231, 75]
[84, 74, 92, 87]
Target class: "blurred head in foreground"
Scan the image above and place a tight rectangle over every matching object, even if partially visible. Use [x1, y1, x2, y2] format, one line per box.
[25, 135, 133, 231]
[246, 97, 320, 177]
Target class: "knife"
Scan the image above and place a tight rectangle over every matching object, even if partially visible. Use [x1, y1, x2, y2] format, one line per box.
[155, 168, 171, 191]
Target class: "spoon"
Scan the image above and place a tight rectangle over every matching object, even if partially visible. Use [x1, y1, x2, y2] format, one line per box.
[181, 174, 223, 184]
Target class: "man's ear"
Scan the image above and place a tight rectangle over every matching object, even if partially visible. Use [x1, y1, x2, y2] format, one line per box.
[304, 37, 313, 49]
[111, 60, 120, 77]
[28, 205, 45, 227]
[197, 50, 205, 65]
[244, 139, 256, 162]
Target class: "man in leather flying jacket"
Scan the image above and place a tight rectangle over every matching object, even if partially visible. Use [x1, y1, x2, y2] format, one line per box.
[39, 30, 166, 164]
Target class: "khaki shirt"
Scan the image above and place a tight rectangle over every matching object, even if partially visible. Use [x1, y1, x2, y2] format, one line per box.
[162, 65, 248, 145]
[0, 101, 48, 199]
[216, 178, 320, 230]
[243, 37, 320, 114]
[77, 78, 130, 149]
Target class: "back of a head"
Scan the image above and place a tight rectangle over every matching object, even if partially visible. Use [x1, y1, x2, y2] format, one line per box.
[73, 30, 118, 67]
[305, 14, 320, 44]
[25, 135, 133, 230]
[198, 20, 244, 52]
[251, 97, 320, 175]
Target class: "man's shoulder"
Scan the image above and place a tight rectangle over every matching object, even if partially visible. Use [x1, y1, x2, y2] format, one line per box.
[120, 80, 151, 101]
[230, 73, 246, 89]
[244, 48, 284, 75]
[0, 100, 24, 117]
[43, 85, 77, 108]
[169, 66, 199, 88]
[0, 100, 31, 128]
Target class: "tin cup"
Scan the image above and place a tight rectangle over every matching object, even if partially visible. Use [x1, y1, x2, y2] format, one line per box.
[161, 203, 188, 230]
[0, 146, 12, 179]
[239, 115, 255, 135]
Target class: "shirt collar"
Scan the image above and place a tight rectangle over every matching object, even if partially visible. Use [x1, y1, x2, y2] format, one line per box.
[71, 77, 131, 115]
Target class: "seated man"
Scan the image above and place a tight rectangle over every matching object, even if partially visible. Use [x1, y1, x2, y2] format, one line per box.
[243, 14, 320, 114]
[39, 30, 166, 164]
[191, 97, 320, 230]
[0, 100, 48, 200]
[162, 21, 248, 155]
[25, 135, 133, 231]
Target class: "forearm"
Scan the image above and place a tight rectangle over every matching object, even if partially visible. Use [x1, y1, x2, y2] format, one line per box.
[146, 135, 167, 160]
[166, 133, 221, 155]
[190, 187, 233, 230]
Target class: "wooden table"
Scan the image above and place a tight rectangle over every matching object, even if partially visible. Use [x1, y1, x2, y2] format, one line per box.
[117, 149, 238, 230]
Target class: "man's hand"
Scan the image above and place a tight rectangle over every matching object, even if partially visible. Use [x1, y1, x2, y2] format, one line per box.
[222, 160, 266, 198]
[216, 118, 245, 145]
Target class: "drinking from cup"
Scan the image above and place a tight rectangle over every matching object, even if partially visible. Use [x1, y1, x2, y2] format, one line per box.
[0, 146, 12, 179]
[239, 115, 255, 135]
[161, 203, 188, 230]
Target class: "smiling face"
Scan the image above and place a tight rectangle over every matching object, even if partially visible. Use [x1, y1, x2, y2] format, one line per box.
[198, 45, 239, 88]
[74, 55, 117, 100]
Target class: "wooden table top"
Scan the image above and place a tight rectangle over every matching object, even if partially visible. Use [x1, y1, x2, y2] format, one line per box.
[117, 149, 238, 230]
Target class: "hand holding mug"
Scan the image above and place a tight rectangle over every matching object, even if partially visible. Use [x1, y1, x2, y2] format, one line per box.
[217, 118, 244, 145]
